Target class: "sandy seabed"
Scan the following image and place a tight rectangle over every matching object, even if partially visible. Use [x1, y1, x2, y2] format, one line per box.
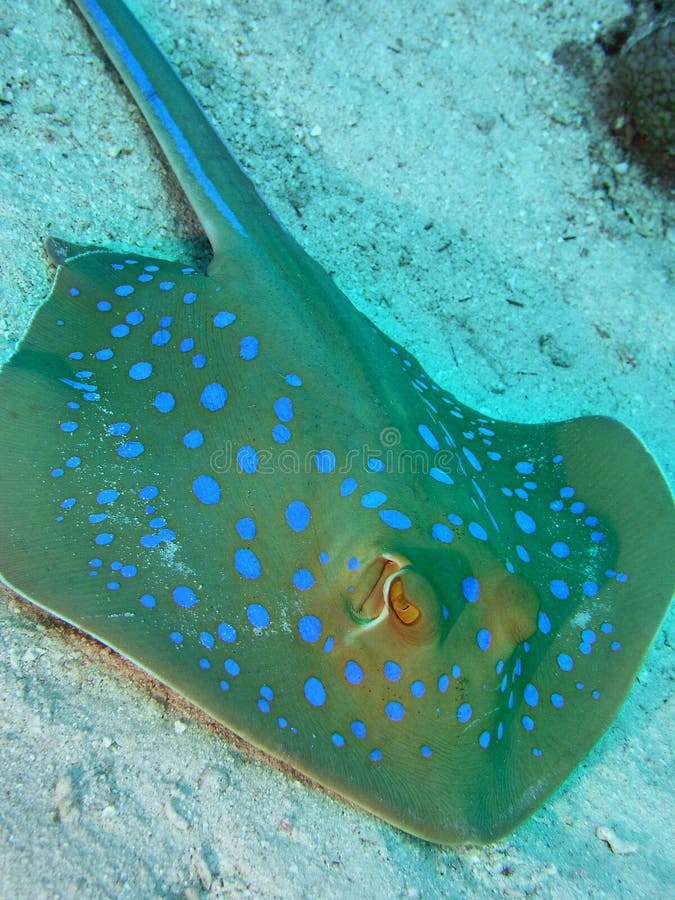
[0, 0, 673, 897]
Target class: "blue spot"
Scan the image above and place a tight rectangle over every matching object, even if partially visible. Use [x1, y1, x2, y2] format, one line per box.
[367, 457, 385, 472]
[560, 486, 575, 498]
[385, 701, 405, 722]
[538, 611, 551, 634]
[515, 510, 536, 533]
[410, 680, 426, 698]
[361, 491, 387, 508]
[601, 622, 614, 634]
[479, 731, 491, 749]
[418, 424, 439, 450]
[272, 424, 291, 444]
[448, 513, 463, 526]
[370, 749, 383, 762]
[240, 336, 259, 360]
[304, 676, 326, 707]
[469, 521, 488, 541]
[183, 291, 197, 305]
[115, 284, 134, 297]
[582, 629, 597, 644]
[438, 674, 449, 693]
[153, 391, 175, 413]
[120, 565, 137, 578]
[60, 498, 76, 509]
[419, 744, 433, 758]
[95, 348, 113, 361]
[557, 653, 574, 672]
[429, 467, 454, 485]
[516, 544, 530, 563]
[180, 338, 194, 352]
[432, 523, 453, 543]
[97, 489, 119, 504]
[237, 445, 259, 474]
[522, 715, 535, 732]
[138, 485, 158, 500]
[258, 699, 270, 714]
[293, 569, 315, 591]
[173, 586, 199, 608]
[331, 732, 345, 747]
[314, 450, 336, 474]
[111, 324, 130, 338]
[217, 622, 237, 643]
[170, 631, 183, 644]
[551, 541, 570, 558]
[379, 509, 411, 530]
[285, 373, 302, 386]
[220, 681, 230, 692]
[224, 658, 240, 676]
[199, 631, 215, 649]
[298, 615, 322, 643]
[351, 720, 366, 739]
[524, 683, 539, 707]
[344, 660, 363, 685]
[274, 397, 294, 422]
[97, 300, 111, 311]
[234, 548, 262, 579]
[140, 594, 156, 608]
[260, 685, 274, 701]
[246, 603, 270, 629]
[477, 628, 491, 651]
[515, 461, 534, 474]
[286, 500, 310, 532]
[340, 478, 357, 497]
[129, 361, 153, 380]
[457, 703, 472, 724]
[551, 692, 564, 708]
[462, 447, 482, 471]
[214, 310, 236, 327]
[235, 517, 256, 540]
[192, 353, 206, 369]
[347, 556, 360, 571]
[550, 579, 570, 600]
[200, 382, 228, 411]
[183, 429, 204, 449]
[60, 421, 79, 433]
[108, 422, 131, 436]
[192, 474, 221, 505]
[118, 441, 144, 459]
[462, 576, 480, 603]
[126, 310, 143, 325]
[159, 281, 175, 291]
[319, 551, 330, 564]
[159, 315, 173, 327]
[383, 660, 401, 682]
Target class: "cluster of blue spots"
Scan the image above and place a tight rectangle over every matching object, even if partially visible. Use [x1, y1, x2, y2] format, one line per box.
[217, 622, 237, 643]
[237, 445, 259, 474]
[258, 685, 274, 714]
[379, 509, 411, 530]
[184, 429, 204, 449]
[286, 500, 310, 532]
[304, 676, 326, 707]
[298, 615, 322, 642]
[236, 517, 256, 540]
[293, 568, 315, 591]
[240, 336, 259, 360]
[192, 474, 221, 505]
[384, 660, 401, 682]
[173, 585, 199, 608]
[153, 391, 175, 413]
[200, 382, 227, 411]
[457, 702, 472, 724]
[129, 361, 153, 380]
[385, 701, 405, 722]
[344, 660, 363, 685]
[214, 310, 236, 328]
[247, 603, 270, 630]
[340, 478, 357, 497]
[234, 548, 262, 579]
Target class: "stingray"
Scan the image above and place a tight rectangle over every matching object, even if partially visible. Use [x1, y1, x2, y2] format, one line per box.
[0, 0, 673, 845]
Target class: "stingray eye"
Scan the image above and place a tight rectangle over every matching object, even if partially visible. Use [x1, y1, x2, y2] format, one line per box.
[390, 576, 421, 624]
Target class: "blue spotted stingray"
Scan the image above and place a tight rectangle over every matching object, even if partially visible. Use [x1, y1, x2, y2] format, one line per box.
[0, 0, 673, 844]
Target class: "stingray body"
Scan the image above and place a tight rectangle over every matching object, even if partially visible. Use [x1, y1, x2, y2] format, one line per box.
[0, 0, 673, 844]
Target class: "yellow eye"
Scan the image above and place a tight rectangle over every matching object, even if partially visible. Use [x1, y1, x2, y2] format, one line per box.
[390, 577, 421, 624]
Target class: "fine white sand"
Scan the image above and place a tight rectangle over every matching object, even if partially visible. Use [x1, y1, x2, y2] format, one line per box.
[1, 0, 673, 896]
